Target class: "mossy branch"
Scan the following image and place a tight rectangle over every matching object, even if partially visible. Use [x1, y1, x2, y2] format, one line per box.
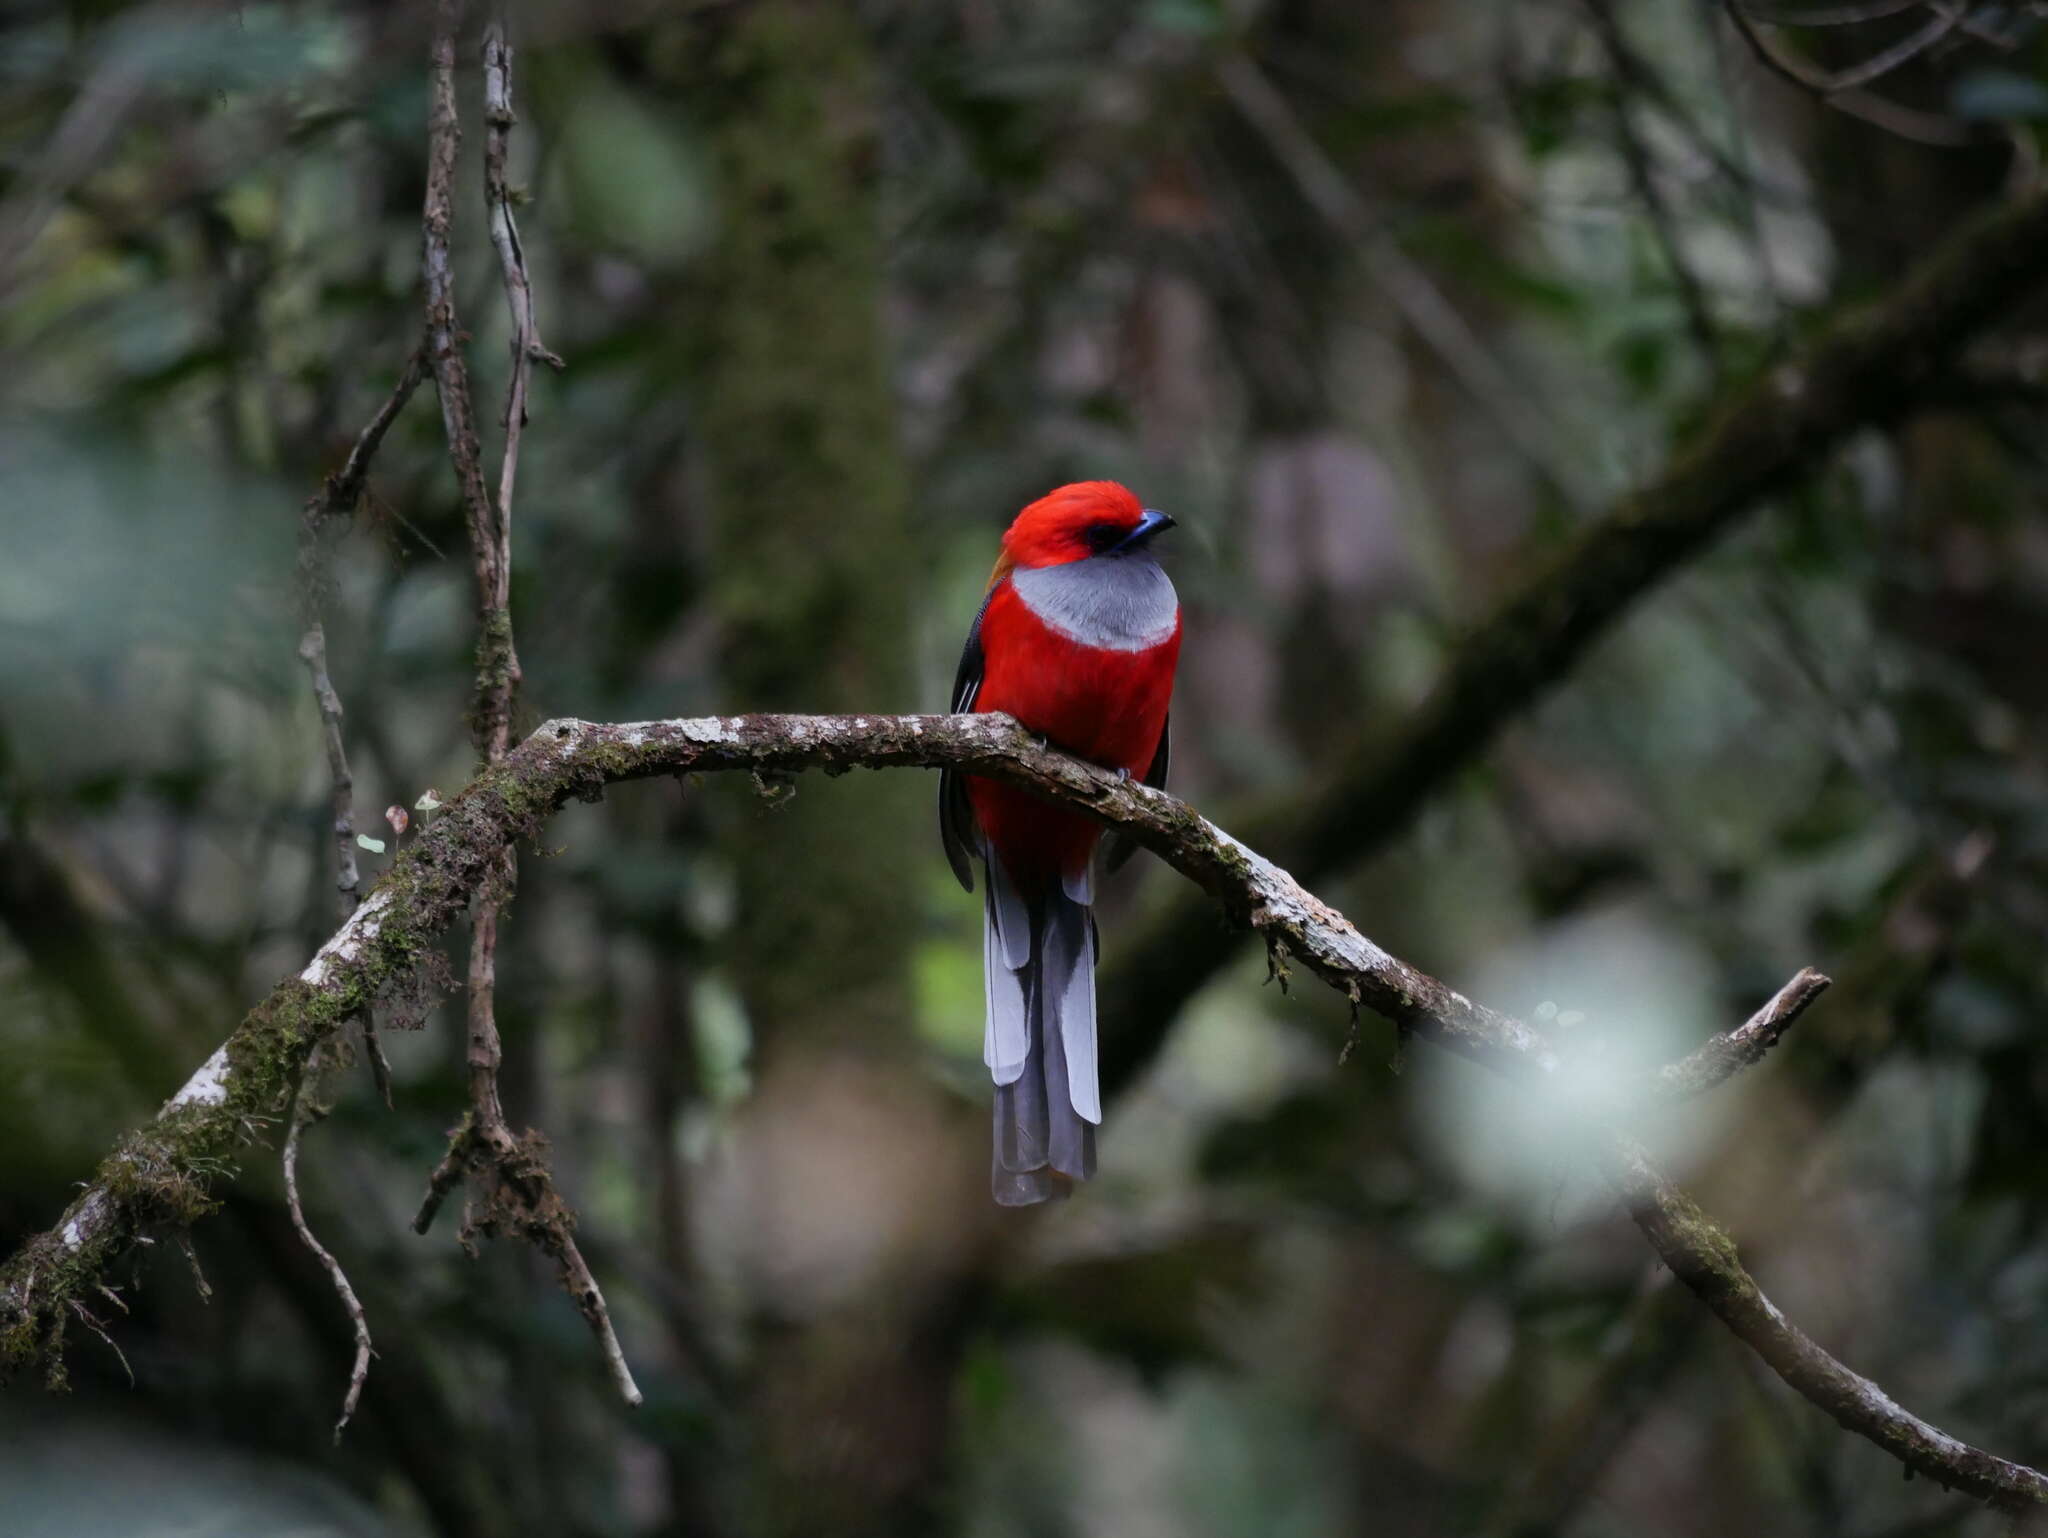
[1614, 1140, 2048, 1509]
[2, 711, 2042, 1510]
[1097, 175, 2048, 1100]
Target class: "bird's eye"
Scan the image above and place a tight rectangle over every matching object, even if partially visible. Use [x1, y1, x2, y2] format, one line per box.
[1083, 523, 1124, 552]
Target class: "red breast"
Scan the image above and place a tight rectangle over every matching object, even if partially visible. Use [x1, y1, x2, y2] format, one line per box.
[967, 482, 1181, 891]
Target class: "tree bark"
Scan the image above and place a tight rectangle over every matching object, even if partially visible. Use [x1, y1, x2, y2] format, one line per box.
[673, 9, 945, 1533]
[4, 709, 2044, 1515]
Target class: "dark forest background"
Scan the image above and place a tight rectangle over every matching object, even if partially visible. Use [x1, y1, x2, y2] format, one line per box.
[5, 1, 2048, 1534]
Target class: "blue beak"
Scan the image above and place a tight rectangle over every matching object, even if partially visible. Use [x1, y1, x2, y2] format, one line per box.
[1114, 507, 1177, 553]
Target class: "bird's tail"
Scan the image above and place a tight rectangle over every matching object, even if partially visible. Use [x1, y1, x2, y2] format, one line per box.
[983, 854, 1099, 1206]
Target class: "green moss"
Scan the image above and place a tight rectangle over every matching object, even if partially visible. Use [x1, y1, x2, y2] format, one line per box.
[571, 738, 648, 803]
[223, 983, 321, 1109]
[8, 714, 1138, 1385]
[1212, 835, 1253, 879]
[97, 1114, 227, 1225]
[1654, 1184, 1745, 1279]
[1, 812, 468, 1378]
[0, 1304, 36, 1366]
[470, 604, 519, 731]
[672, 0, 917, 1058]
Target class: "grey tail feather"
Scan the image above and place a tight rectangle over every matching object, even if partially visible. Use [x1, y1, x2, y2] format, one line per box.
[989, 868, 1098, 1207]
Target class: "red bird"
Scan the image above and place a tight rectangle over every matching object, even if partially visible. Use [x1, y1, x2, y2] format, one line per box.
[940, 482, 1181, 1205]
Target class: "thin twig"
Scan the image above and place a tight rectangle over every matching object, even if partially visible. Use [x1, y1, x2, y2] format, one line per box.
[1723, 2, 1984, 145]
[1585, 0, 1723, 373]
[4, 710, 2044, 1504]
[1096, 171, 2048, 1104]
[1216, 50, 1596, 508]
[423, 1, 518, 764]
[280, 331, 428, 1438]
[295, 616, 394, 1096]
[1821, 2, 1968, 92]
[1651, 966, 1832, 1100]
[296, 350, 424, 1106]
[1699, 0, 1795, 341]
[67, 1299, 132, 1386]
[304, 347, 430, 539]
[176, 1233, 211, 1302]
[483, 15, 564, 527]
[411, 1110, 472, 1237]
[284, 1059, 374, 1442]
[415, 0, 639, 1409]
[296, 624, 361, 918]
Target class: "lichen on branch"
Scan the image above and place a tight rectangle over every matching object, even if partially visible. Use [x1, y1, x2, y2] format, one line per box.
[3, 710, 2044, 1514]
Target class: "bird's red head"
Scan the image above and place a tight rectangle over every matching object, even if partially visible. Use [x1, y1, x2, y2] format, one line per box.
[997, 481, 1174, 572]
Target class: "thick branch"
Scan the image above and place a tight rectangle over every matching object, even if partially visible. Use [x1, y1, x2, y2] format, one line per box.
[1614, 1138, 2048, 1509]
[1099, 176, 2048, 1099]
[2, 711, 2039, 1508]
[0, 708, 1511, 1336]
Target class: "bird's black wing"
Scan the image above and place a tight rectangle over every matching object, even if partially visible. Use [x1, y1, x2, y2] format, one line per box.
[939, 589, 995, 892]
[1103, 713, 1168, 873]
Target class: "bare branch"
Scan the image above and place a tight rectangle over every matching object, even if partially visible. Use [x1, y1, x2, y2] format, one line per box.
[284, 1061, 373, 1442]
[1613, 1136, 2048, 1509]
[294, 350, 429, 873]
[411, 1114, 471, 1238]
[295, 351, 424, 1110]
[1, 710, 2041, 1507]
[283, 341, 431, 1408]
[413, 0, 636, 1408]
[1216, 51, 1596, 508]
[295, 624, 362, 916]
[1584, 0, 1723, 371]
[1650, 966, 1832, 1101]
[423, 0, 520, 765]
[482, 15, 564, 526]
[301, 347, 430, 548]
[1097, 174, 2048, 1099]
[1819, 3, 1967, 92]
[1723, 2, 1985, 146]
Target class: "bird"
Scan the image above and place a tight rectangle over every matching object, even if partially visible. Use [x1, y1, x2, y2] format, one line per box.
[939, 481, 1181, 1206]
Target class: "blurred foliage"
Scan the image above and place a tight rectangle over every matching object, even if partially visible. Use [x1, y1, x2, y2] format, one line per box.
[4, 1, 2048, 1535]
